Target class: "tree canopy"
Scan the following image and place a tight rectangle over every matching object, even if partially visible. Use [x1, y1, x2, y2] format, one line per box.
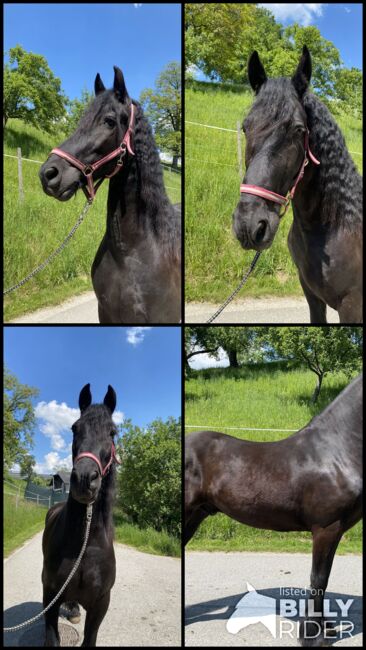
[185, 3, 361, 112]
[4, 45, 67, 131]
[4, 367, 39, 472]
[140, 61, 181, 168]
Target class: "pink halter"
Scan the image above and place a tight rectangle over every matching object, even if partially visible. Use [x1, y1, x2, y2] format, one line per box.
[74, 441, 121, 477]
[50, 103, 135, 202]
[240, 130, 320, 217]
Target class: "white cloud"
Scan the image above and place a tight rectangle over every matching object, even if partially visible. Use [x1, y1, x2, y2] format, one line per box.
[258, 3, 324, 27]
[113, 410, 125, 425]
[189, 347, 229, 370]
[35, 401, 79, 451]
[126, 327, 152, 346]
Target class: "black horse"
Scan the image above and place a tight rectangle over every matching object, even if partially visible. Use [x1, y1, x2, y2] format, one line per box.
[233, 47, 362, 323]
[185, 374, 362, 646]
[40, 67, 181, 324]
[42, 384, 119, 646]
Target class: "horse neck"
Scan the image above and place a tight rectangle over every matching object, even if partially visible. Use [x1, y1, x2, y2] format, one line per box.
[105, 145, 178, 258]
[67, 470, 115, 537]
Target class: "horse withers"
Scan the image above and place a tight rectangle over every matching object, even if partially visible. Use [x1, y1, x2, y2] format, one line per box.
[233, 46, 362, 323]
[185, 374, 362, 646]
[42, 384, 119, 646]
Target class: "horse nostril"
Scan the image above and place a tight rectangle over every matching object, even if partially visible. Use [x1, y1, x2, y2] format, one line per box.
[254, 221, 267, 244]
[44, 166, 59, 181]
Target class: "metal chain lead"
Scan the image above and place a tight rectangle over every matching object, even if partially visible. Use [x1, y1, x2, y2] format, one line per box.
[4, 199, 93, 296]
[206, 252, 261, 323]
[4, 503, 93, 633]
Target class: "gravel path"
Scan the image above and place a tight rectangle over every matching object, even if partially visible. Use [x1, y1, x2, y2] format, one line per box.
[185, 551, 362, 647]
[185, 298, 339, 323]
[9, 292, 99, 324]
[4, 532, 181, 647]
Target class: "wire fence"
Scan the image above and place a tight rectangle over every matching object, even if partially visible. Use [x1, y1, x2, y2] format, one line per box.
[4, 150, 181, 201]
[185, 119, 363, 174]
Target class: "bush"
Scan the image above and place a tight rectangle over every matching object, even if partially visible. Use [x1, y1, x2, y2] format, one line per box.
[117, 417, 181, 538]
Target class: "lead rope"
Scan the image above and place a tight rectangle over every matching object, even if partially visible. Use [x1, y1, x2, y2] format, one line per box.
[3, 198, 93, 296]
[206, 251, 261, 323]
[4, 503, 93, 633]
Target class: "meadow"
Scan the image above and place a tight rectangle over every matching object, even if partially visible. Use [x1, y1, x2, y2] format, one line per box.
[4, 475, 180, 558]
[185, 80, 363, 302]
[185, 364, 362, 553]
[4, 119, 181, 320]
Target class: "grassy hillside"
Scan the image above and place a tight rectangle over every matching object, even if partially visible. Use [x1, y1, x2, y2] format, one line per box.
[185, 364, 362, 552]
[185, 80, 363, 302]
[4, 119, 181, 320]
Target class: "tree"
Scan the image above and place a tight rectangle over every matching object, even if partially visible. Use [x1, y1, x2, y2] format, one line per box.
[3, 45, 67, 130]
[4, 367, 39, 472]
[19, 453, 36, 481]
[140, 62, 181, 169]
[117, 417, 181, 537]
[184, 326, 219, 376]
[263, 327, 362, 402]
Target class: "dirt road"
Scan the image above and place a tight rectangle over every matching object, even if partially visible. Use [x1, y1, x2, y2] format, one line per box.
[185, 551, 362, 647]
[4, 532, 181, 647]
[185, 298, 339, 323]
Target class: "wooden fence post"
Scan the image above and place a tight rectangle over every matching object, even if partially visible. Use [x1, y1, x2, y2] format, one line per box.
[237, 122, 243, 180]
[17, 147, 24, 202]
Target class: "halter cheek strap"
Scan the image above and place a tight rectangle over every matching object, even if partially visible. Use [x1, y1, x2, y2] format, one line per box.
[50, 103, 136, 202]
[240, 130, 320, 217]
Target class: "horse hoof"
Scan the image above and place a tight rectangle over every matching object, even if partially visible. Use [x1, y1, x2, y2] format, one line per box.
[68, 615, 81, 624]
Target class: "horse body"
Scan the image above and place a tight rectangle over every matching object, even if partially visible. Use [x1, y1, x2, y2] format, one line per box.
[185, 374, 362, 646]
[42, 384, 119, 647]
[40, 67, 181, 324]
[233, 47, 362, 323]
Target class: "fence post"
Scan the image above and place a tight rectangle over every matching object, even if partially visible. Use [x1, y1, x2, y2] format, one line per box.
[237, 122, 243, 180]
[17, 147, 24, 202]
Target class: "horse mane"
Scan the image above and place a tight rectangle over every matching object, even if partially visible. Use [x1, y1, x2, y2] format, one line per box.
[131, 100, 181, 260]
[302, 92, 362, 229]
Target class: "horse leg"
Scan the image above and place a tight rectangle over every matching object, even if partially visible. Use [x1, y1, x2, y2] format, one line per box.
[338, 292, 362, 323]
[185, 507, 210, 545]
[43, 589, 61, 646]
[299, 521, 343, 647]
[299, 276, 327, 323]
[81, 591, 111, 647]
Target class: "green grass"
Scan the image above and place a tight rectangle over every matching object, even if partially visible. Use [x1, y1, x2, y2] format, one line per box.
[114, 512, 180, 557]
[4, 119, 181, 320]
[3, 476, 180, 558]
[4, 488, 47, 557]
[185, 364, 362, 553]
[185, 80, 363, 302]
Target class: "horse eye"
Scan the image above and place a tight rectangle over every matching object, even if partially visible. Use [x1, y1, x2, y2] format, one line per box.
[104, 117, 115, 128]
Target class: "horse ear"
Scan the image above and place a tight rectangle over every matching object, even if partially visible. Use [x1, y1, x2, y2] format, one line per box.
[292, 45, 312, 98]
[248, 51, 267, 94]
[113, 66, 129, 102]
[104, 385, 116, 414]
[79, 384, 92, 412]
[95, 73, 106, 95]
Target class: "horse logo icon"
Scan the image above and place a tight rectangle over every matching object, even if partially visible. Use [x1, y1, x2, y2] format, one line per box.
[227, 582, 277, 637]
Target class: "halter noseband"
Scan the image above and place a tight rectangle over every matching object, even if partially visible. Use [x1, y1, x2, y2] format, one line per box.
[50, 103, 135, 202]
[74, 441, 121, 477]
[240, 130, 320, 217]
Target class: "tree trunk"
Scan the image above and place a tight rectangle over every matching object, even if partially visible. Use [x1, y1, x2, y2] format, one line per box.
[228, 349, 239, 368]
[311, 372, 323, 403]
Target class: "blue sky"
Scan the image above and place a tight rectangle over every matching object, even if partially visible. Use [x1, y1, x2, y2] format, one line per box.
[4, 3, 181, 102]
[4, 326, 181, 474]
